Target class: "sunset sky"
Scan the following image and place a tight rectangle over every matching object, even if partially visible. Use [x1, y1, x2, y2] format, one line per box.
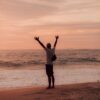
[0, 0, 100, 50]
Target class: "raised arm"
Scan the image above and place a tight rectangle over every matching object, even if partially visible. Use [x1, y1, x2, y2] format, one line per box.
[54, 36, 59, 48]
[34, 37, 46, 49]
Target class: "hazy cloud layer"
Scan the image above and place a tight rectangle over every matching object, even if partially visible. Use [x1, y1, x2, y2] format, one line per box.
[0, 0, 100, 49]
[0, 0, 100, 24]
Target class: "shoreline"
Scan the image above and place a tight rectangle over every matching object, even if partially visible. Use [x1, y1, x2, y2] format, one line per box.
[0, 66, 100, 89]
[0, 82, 100, 100]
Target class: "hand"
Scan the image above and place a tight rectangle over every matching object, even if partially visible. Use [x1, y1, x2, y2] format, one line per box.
[55, 35, 59, 39]
[34, 37, 39, 41]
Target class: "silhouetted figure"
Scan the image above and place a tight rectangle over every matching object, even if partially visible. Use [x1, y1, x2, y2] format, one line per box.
[34, 36, 59, 89]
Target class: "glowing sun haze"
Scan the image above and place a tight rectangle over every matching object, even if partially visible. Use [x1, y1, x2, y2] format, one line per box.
[0, 0, 100, 50]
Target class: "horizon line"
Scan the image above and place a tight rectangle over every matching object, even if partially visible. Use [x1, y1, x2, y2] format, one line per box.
[0, 48, 100, 51]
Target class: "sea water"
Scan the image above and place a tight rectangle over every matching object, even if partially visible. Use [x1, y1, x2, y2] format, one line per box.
[0, 49, 100, 89]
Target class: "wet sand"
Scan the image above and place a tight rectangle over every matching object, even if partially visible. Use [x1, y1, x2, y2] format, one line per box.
[0, 82, 100, 100]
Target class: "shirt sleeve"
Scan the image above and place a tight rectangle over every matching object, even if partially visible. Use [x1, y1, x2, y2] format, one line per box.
[52, 48, 55, 54]
[44, 48, 47, 52]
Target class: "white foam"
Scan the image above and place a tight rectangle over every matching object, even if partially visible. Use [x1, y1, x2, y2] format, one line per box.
[0, 65, 100, 89]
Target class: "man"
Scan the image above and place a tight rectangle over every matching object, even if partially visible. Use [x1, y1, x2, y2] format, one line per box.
[34, 36, 59, 89]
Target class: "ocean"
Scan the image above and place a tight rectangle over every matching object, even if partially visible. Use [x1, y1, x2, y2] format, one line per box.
[0, 49, 100, 89]
[0, 49, 100, 68]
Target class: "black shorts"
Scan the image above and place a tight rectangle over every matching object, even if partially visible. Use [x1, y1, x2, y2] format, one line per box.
[45, 64, 53, 76]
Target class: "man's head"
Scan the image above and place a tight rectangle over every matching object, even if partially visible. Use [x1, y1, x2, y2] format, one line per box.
[47, 43, 51, 49]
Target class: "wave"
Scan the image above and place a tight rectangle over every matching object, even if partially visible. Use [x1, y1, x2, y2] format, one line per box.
[0, 60, 44, 67]
[65, 57, 99, 62]
[0, 57, 100, 67]
[0, 49, 100, 67]
[57, 57, 100, 65]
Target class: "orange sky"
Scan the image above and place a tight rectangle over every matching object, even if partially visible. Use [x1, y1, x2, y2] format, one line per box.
[0, 0, 100, 50]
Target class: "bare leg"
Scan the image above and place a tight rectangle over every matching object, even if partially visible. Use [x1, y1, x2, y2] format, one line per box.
[47, 76, 51, 88]
[51, 75, 55, 88]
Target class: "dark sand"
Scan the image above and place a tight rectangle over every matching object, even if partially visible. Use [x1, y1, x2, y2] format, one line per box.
[0, 82, 100, 100]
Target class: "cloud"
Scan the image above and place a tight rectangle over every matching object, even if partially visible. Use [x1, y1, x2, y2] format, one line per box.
[0, 0, 59, 20]
[0, 0, 100, 26]
[0, 0, 100, 49]
[0, 0, 100, 35]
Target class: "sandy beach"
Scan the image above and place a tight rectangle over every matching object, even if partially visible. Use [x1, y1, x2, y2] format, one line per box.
[0, 82, 100, 100]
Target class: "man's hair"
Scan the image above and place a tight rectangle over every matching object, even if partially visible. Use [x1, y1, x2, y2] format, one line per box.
[47, 43, 51, 48]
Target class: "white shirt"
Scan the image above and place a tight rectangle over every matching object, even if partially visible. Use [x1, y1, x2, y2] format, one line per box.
[45, 48, 55, 65]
